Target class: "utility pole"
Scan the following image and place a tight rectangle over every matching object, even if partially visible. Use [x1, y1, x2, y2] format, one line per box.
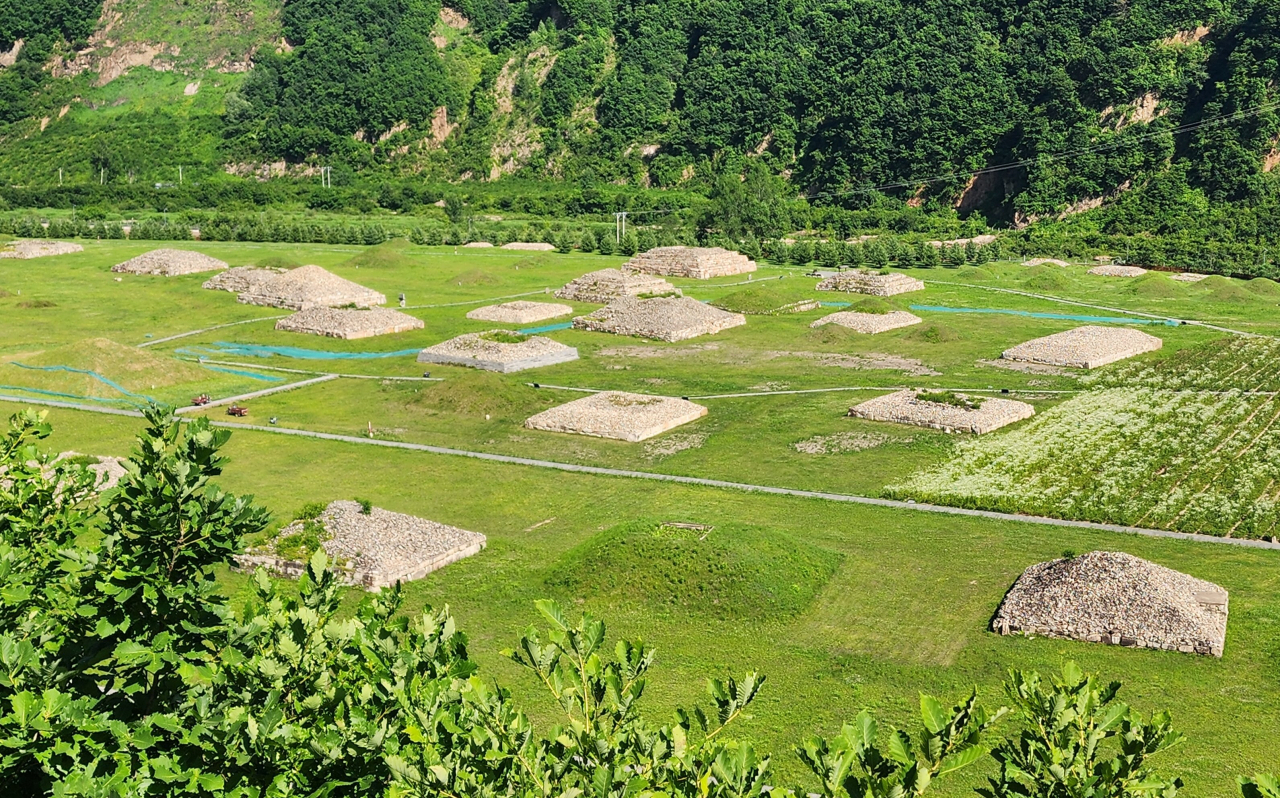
[179, 165, 183, 185]
[320, 166, 332, 188]
[100, 167, 105, 185]
[58, 168, 62, 186]
[615, 211, 628, 243]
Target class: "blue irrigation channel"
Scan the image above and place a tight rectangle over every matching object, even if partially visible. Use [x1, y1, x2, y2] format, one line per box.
[200, 365, 285, 383]
[516, 322, 574, 335]
[819, 302, 852, 308]
[0, 384, 147, 406]
[909, 305, 1180, 326]
[8, 362, 151, 398]
[178, 342, 422, 360]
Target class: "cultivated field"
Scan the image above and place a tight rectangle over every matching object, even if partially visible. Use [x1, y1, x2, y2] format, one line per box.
[4, 241, 1280, 793]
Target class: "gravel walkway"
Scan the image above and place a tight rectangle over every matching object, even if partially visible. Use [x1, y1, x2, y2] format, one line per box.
[1002, 325, 1163, 369]
[467, 300, 574, 323]
[526, 391, 708, 442]
[276, 307, 424, 339]
[810, 310, 922, 333]
[112, 249, 228, 276]
[994, 550, 1228, 656]
[574, 296, 746, 342]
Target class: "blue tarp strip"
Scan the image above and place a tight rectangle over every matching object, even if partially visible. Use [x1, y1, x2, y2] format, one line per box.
[8, 362, 151, 398]
[517, 322, 574, 334]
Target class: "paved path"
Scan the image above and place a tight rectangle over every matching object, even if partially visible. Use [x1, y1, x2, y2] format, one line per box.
[137, 315, 286, 348]
[173, 375, 339, 414]
[6, 393, 1276, 552]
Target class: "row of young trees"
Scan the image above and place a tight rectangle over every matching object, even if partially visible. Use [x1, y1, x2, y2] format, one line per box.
[2, 406, 1278, 797]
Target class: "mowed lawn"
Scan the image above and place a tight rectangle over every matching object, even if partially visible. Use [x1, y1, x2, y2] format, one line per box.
[12, 403, 1280, 796]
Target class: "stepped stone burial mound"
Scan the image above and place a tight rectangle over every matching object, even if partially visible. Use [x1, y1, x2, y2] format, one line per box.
[111, 249, 228, 276]
[55, 453, 127, 491]
[555, 268, 680, 303]
[0, 240, 84, 259]
[275, 307, 424, 339]
[466, 300, 573, 324]
[816, 270, 925, 296]
[501, 241, 556, 251]
[1088, 264, 1147, 277]
[994, 551, 1228, 656]
[238, 500, 486, 590]
[418, 331, 578, 372]
[526, 391, 708, 442]
[849, 389, 1034, 434]
[1022, 258, 1070, 267]
[462, 241, 494, 248]
[811, 310, 922, 334]
[573, 296, 746, 342]
[1002, 325, 1162, 369]
[622, 246, 758, 279]
[202, 265, 287, 293]
[1170, 272, 1209, 283]
[237, 264, 386, 310]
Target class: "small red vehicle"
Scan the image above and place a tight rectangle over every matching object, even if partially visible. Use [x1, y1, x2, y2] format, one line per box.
[226, 405, 249, 417]
[191, 394, 211, 406]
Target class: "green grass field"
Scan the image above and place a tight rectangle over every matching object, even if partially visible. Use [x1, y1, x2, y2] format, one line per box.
[3, 241, 1280, 794]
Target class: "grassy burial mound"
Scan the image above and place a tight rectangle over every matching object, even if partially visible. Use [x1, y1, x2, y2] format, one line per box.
[1197, 275, 1256, 304]
[1087, 264, 1147, 277]
[238, 265, 386, 310]
[111, 249, 228, 276]
[3, 338, 208, 399]
[573, 296, 746, 342]
[240, 500, 486, 589]
[810, 310, 922, 334]
[555, 268, 680, 303]
[994, 551, 1228, 657]
[525, 391, 707, 442]
[466, 301, 574, 324]
[1002, 326, 1163, 369]
[710, 283, 819, 315]
[0, 240, 84, 259]
[1127, 272, 1185, 299]
[1020, 265, 1071, 292]
[816, 270, 925, 296]
[417, 331, 579, 372]
[622, 246, 758, 279]
[203, 265, 288, 293]
[545, 520, 840, 620]
[1248, 276, 1280, 295]
[849, 389, 1034, 434]
[275, 307, 424, 339]
[340, 240, 416, 270]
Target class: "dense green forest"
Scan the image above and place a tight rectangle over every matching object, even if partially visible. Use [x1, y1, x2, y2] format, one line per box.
[6, 0, 1280, 270]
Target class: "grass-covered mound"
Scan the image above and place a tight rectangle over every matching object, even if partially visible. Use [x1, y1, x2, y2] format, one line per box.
[3, 338, 208, 398]
[1128, 273, 1183, 299]
[1020, 265, 1070, 292]
[545, 520, 840, 620]
[848, 296, 894, 314]
[904, 322, 960, 344]
[255, 256, 303, 270]
[1199, 275, 1254, 304]
[451, 269, 500, 286]
[955, 266, 994, 281]
[1249, 277, 1280, 296]
[710, 282, 815, 314]
[341, 240, 415, 270]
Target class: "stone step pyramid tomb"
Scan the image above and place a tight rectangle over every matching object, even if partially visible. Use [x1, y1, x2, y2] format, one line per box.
[275, 307, 424, 339]
[236, 500, 486, 590]
[525, 391, 708, 442]
[203, 265, 288, 293]
[555, 268, 680, 303]
[112, 249, 229, 276]
[849, 389, 1034, 434]
[466, 300, 574, 324]
[236, 264, 386, 310]
[816, 270, 925, 296]
[993, 550, 1228, 656]
[1002, 325, 1162, 369]
[418, 331, 579, 372]
[622, 246, 758, 279]
[0, 240, 84, 259]
[573, 296, 746, 342]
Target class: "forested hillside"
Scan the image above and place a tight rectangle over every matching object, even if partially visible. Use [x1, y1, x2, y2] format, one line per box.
[4, 0, 1280, 241]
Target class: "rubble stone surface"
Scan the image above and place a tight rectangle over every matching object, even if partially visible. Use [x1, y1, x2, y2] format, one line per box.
[0, 240, 84, 259]
[462, 241, 494, 248]
[574, 296, 746, 342]
[1002, 325, 1163, 369]
[810, 310, 922, 334]
[816, 270, 925, 296]
[555, 268, 680, 303]
[238, 500, 486, 589]
[275, 307, 424, 339]
[112, 249, 229, 276]
[418, 331, 578, 372]
[848, 390, 1034, 434]
[237, 264, 386, 310]
[1170, 272, 1209, 283]
[1088, 264, 1148, 277]
[202, 265, 287, 293]
[466, 300, 574, 324]
[501, 242, 556, 251]
[993, 550, 1228, 657]
[1022, 258, 1070, 267]
[525, 391, 708, 442]
[622, 246, 757, 279]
